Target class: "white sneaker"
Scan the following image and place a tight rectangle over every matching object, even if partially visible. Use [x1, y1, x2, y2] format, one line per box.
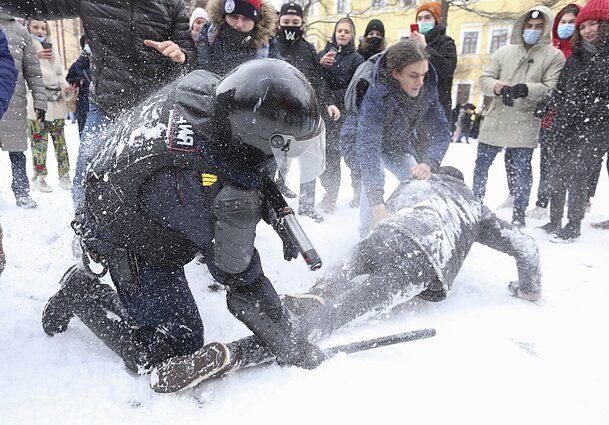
[59, 174, 72, 190]
[31, 176, 53, 193]
[526, 205, 548, 220]
[496, 195, 514, 209]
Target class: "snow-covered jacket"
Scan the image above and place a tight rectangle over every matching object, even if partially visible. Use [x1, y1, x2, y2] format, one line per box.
[478, 5, 565, 148]
[318, 19, 364, 110]
[424, 23, 457, 119]
[548, 39, 609, 144]
[0, 0, 194, 118]
[0, 14, 46, 152]
[26, 30, 74, 121]
[0, 28, 17, 120]
[196, 0, 280, 76]
[353, 53, 450, 206]
[380, 174, 541, 297]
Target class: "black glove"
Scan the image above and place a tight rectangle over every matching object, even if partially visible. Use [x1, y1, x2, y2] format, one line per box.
[511, 83, 529, 99]
[533, 99, 550, 118]
[34, 108, 46, 122]
[274, 221, 299, 261]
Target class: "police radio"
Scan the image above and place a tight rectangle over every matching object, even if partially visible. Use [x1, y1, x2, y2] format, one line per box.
[262, 176, 322, 271]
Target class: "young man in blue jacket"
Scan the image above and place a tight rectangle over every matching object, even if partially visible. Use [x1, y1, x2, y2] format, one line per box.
[350, 40, 450, 236]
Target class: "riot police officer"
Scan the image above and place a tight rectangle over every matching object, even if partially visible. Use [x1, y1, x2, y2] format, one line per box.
[41, 59, 327, 374]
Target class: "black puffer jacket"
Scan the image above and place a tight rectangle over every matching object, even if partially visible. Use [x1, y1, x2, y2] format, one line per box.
[549, 41, 609, 142]
[318, 20, 364, 110]
[424, 24, 457, 120]
[0, 0, 194, 117]
[277, 36, 333, 108]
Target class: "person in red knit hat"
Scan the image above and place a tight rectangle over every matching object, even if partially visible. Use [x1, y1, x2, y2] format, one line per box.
[541, 0, 609, 240]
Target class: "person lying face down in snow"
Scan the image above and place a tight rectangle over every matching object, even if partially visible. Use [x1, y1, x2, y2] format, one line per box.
[288, 166, 541, 339]
[150, 167, 541, 392]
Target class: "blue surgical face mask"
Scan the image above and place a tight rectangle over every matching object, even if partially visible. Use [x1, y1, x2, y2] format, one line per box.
[418, 22, 435, 35]
[557, 23, 575, 40]
[30, 33, 46, 43]
[523, 29, 542, 45]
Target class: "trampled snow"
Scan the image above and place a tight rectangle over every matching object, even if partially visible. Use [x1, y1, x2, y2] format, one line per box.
[1, 123, 608, 424]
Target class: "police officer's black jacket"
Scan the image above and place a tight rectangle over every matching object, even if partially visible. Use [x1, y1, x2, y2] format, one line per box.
[424, 24, 457, 119]
[0, 0, 194, 118]
[277, 37, 333, 108]
[84, 70, 268, 266]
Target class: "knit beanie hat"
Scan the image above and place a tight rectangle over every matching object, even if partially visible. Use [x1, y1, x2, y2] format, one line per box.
[364, 19, 385, 37]
[575, 0, 609, 28]
[189, 8, 209, 29]
[222, 0, 261, 23]
[416, 1, 441, 23]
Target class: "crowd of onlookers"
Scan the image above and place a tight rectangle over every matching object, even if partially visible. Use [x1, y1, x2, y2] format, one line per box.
[0, 0, 608, 278]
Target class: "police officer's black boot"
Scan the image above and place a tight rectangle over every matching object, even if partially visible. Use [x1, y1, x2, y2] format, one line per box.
[226, 276, 326, 370]
[42, 266, 168, 372]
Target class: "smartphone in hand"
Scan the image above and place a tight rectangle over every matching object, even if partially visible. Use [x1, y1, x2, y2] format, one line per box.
[410, 24, 419, 34]
[41, 41, 53, 50]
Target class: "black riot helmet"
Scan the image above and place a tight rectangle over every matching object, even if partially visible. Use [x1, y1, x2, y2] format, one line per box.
[214, 58, 326, 183]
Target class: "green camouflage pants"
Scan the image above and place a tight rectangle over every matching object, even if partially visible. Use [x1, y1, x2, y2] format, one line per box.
[28, 119, 70, 178]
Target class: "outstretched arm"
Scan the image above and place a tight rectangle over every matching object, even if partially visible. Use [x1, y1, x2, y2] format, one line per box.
[478, 206, 541, 301]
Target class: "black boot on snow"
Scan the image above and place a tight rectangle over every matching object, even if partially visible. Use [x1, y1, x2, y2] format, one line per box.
[42, 265, 95, 336]
[539, 221, 561, 234]
[281, 293, 325, 316]
[551, 221, 581, 243]
[279, 184, 297, 199]
[298, 207, 324, 223]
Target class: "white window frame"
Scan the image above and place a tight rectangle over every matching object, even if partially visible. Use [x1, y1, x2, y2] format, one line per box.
[459, 24, 483, 56]
[487, 24, 511, 54]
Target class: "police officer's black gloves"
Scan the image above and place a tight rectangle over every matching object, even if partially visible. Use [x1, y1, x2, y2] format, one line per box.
[275, 222, 299, 261]
[500, 84, 529, 107]
[35, 108, 46, 122]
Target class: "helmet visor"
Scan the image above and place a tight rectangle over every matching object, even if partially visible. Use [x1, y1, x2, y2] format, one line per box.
[271, 120, 326, 184]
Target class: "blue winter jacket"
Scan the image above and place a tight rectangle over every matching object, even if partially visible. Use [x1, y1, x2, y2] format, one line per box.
[352, 55, 450, 205]
[0, 28, 18, 120]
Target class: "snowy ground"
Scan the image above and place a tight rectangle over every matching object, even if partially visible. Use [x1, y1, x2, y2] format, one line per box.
[1, 122, 608, 424]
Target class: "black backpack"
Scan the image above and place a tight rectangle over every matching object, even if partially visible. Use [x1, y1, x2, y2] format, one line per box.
[343, 52, 383, 115]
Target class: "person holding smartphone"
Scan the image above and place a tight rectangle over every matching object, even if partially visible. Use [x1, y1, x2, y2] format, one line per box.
[410, 2, 457, 122]
[26, 19, 75, 192]
[317, 17, 364, 214]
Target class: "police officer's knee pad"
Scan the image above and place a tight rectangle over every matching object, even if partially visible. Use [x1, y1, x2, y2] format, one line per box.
[212, 186, 262, 274]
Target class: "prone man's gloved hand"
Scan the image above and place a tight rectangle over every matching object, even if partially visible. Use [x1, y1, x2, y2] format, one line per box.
[508, 281, 540, 302]
[277, 339, 327, 370]
[274, 221, 298, 261]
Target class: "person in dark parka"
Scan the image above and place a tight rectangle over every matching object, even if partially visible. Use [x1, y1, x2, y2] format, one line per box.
[289, 170, 541, 338]
[66, 36, 91, 135]
[275, 2, 340, 222]
[412, 1, 457, 121]
[357, 19, 386, 61]
[41, 60, 327, 377]
[196, 0, 281, 76]
[0, 28, 17, 120]
[317, 17, 364, 214]
[0, 0, 195, 209]
[541, 0, 609, 242]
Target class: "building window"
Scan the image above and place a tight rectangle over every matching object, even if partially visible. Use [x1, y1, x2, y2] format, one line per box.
[462, 31, 479, 54]
[337, 0, 350, 14]
[490, 29, 508, 53]
[371, 0, 388, 9]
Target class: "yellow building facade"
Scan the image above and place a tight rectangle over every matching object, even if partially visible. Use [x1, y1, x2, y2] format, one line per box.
[304, 0, 582, 111]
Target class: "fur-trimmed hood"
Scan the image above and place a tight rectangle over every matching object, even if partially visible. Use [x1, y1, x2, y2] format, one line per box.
[206, 0, 277, 49]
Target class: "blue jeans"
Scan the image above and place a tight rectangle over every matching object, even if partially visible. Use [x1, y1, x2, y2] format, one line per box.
[72, 103, 113, 210]
[473, 142, 534, 209]
[359, 153, 417, 236]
